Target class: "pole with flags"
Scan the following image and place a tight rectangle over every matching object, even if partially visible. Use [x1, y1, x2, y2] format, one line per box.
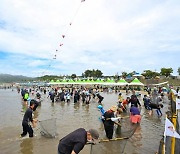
[164, 115, 180, 154]
[164, 117, 180, 139]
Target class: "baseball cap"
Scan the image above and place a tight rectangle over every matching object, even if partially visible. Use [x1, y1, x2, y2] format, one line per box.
[88, 129, 99, 140]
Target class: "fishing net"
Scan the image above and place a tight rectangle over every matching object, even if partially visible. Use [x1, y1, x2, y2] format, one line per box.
[39, 118, 57, 138]
[90, 139, 128, 154]
[90, 114, 138, 154]
[116, 116, 138, 138]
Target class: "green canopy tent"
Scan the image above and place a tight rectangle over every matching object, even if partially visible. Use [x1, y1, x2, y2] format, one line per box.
[94, 79, 105, 84]
[48, 80, 57, 85]
[59, 79, 69, 85]
[56, 80, 60, 83]
[129, 78, 144, 86]
[103, 78, 116, 85]
[68, 79, 75, 84]
[116, 78, 128, 86]
[74, 79, 85, 85]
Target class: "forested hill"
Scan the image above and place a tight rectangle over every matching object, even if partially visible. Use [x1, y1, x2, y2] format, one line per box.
[0, 74, 33, 83]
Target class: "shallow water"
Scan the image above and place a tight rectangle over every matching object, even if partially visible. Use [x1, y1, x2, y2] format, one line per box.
[0, 89, 168, 154]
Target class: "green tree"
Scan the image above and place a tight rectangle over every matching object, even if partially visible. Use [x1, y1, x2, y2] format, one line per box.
[178, 67, 180, 75]
[83, 69, 103, 78]
[160, 68, 173, 77]
[114, 72, 119, 81]
[84, 70, 92, 78]
[95, 69, 103, 78]
[142, 70, 160, 79]
[121, 72, 128, 78]
[71, 74, 77, 79]
[82, 73, 85, 78]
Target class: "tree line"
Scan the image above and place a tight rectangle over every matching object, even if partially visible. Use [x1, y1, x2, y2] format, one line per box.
[37, 67, 180, 81]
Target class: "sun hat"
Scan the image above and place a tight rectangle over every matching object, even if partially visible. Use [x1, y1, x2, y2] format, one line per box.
[110, 105, 117, 112]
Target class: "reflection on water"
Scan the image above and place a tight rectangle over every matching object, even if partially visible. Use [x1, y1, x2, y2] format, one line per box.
[0, 89, 168, 154]
[20, 138, 33, 154]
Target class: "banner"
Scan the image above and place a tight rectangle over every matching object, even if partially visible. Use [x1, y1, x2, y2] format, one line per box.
[164, 118, 180, 139]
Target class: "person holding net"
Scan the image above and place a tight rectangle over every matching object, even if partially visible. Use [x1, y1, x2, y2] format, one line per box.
[20, 100, 38, 138]
[103, 106, 121, 140]
[58, 128, 99, 154]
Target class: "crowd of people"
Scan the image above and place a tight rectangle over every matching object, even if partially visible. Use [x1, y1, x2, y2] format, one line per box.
[16, 84, 178, 154]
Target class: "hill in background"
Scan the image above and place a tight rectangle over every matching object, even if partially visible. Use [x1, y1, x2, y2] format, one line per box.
[0, 74, 33, 83]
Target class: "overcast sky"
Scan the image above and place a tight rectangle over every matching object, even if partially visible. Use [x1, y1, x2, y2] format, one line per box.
[0, 0, 179, 77]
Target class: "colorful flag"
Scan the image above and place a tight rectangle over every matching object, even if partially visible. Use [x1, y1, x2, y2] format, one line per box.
[164, 118, 180, 139]
[176, 98, 180, 110]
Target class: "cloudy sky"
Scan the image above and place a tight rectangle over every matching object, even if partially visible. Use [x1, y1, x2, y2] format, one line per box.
[0, 0, 179, 77]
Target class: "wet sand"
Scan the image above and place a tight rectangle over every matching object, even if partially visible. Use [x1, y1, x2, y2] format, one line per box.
[0, 89, 169, 154]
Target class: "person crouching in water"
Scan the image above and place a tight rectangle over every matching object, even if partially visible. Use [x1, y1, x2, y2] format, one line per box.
[58, 128, 99, 154]
[118, 97, 130, 113]
[97, 93, 104, 104]
[20, 100, 38, 138]
[130, 104, 141, 124]
[103, 106, 118, 139]
[148, 103, 164, 116]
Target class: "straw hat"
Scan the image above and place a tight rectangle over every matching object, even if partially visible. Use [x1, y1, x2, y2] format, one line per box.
[110, 105, 117, 112]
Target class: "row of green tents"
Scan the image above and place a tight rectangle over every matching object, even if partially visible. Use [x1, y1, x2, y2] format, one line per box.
[48, 78, 144, 86]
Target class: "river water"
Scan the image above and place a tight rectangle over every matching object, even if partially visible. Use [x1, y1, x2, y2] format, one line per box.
[0, 89, 169, 154]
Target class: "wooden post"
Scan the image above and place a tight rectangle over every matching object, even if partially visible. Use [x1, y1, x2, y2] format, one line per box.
[171, 113, 177, 154]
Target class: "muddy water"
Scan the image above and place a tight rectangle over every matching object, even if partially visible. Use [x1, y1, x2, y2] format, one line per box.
[0, 89, 168, 154]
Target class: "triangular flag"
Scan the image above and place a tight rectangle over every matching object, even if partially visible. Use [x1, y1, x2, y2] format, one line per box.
[176, 98, 180, 110]
[164, 118, 180, 139]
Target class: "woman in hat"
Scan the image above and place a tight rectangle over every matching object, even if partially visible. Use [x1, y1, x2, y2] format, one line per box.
[103, 105, 117, 139]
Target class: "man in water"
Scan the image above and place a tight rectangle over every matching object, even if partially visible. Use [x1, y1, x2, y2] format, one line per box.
[58, 128, 99, 154]
[148, 103, 164, 116]
[20, 100, 37, 138]
[129, 90, 141, 107]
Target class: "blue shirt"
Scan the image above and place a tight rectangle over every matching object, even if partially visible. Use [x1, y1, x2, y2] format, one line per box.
[130, 106, 140, 115]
